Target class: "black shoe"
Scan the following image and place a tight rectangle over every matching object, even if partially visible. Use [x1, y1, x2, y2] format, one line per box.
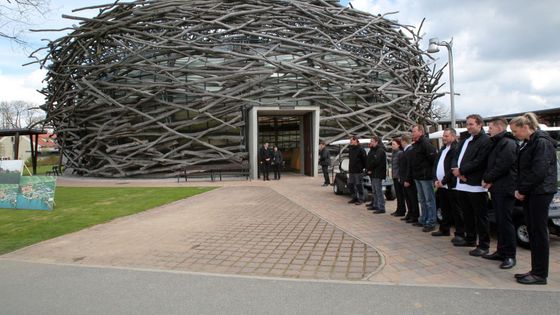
[500, 258, 516, 269]
[422, 226, 436, 232]
[469, 247, 489, 257]
[406, 219, 417, 224]
[348, 199, 358, 204]
[453, 241, 476, 247]
[400, 217, 409, 221]
[412, 222, 423, 227]
[431, 230, 450, 237]
[355, 200, 364, 205]
[393, 213, 405, 217]
[516, 274, 547, 285]
[322, 184, 328, 187]
[481, 251, 504, 261]
[373, 210, 385, 214]
[514, 271, 532, 279]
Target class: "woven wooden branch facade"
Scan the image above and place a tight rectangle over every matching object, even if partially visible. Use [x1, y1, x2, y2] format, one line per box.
[33, 0, 442, 177]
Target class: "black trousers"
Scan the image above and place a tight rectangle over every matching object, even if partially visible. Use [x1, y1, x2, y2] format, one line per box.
[457, 191, 490, 249]
[403, 180, 419, 221]
[491, 192, 516, 258]
[393, 178, 406, 215]
[261, 162, 270, 180]
[437, 188, 458, 234]
[449, 190, 465, 237]
[273, 164, 281, 179]
[523, 193, 554, 278]
[322, 165, 330, 185]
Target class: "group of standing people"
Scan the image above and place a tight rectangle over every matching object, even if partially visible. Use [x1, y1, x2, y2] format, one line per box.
[342, 112, 557, 285]
[258, 142, 283, 181]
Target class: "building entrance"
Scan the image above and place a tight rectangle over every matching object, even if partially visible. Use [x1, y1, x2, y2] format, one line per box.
[248, 107, 319, 179]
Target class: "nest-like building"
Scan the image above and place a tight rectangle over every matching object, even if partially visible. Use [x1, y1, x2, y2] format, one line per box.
[35, 0, 442, 177]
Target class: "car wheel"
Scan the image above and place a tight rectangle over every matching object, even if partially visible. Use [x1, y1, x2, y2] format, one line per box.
[334, 182, 343, 195]
[514, 217, 530, 249]
[384, 185, 396, 201]
[436, 208, 443, 223]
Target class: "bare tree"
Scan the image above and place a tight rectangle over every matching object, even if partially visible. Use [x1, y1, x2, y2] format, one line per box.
[0, 100, 44, 128]
[0, 0, 50, 44]
[430, 101, 450, 121]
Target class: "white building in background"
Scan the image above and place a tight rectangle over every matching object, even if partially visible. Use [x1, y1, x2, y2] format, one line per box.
[0, 133, 58, 161]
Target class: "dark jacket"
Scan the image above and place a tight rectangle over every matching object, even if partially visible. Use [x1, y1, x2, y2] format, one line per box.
[392, 149, 402, 180]
[367, 145, 387, 179]
[517, 130, 558, 196]
[259, 146, 271, 164]
[348, 144, 367, 174]
[319, 148, 331, 166]
[452, 129, 492, 186]
[483, 131, 518, 195]
[433, 141, 458, 189]
[409, 135, 437, 180]
[272, 149, 283, 166]
[398, 144, 413, 183]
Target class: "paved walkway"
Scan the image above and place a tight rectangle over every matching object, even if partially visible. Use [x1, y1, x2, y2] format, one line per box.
[2, 174, 559, 290]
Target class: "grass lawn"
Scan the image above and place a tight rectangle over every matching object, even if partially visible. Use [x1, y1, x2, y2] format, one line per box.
[0, 186, 214, 255]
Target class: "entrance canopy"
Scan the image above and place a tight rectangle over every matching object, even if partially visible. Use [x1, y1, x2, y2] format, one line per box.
[0, 128, 46, 175]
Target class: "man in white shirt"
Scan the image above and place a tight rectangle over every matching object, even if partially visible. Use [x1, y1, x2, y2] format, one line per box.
[451, 114, 492, 256]
[432, 128, 460, 238]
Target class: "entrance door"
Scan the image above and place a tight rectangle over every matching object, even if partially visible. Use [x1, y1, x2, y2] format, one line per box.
[303, 113, 312, 176]
[248, 107, 319, 180]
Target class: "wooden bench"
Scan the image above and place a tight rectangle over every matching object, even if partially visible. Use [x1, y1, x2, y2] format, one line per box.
[177, 163, 250, 182]
[46, 165, 63, 176]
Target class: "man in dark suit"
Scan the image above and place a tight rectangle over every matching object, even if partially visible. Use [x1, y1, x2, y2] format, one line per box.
[399, 133, 420, 223]
[432, 128, 460, 238]
[259, 142, 272, 181]
[452, 114, 492, 256]
[481, 118, 518, 269]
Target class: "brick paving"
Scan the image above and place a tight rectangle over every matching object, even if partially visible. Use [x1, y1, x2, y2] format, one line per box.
[2, 185, 382, 281]
[3, 174, 560, 290]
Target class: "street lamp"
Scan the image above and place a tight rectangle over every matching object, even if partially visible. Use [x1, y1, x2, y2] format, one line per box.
[427, 38, 456, 128]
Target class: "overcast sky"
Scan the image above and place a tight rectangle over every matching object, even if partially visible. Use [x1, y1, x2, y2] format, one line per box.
[1, 0, 559, 119]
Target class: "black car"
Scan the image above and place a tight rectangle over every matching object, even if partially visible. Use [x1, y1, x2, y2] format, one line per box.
[329, 139, 395, 201]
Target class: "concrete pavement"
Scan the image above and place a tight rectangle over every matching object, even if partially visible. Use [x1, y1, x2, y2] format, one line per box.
[1, 173, 560, 313]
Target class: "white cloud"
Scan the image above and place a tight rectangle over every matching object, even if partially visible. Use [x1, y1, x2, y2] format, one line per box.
[342, 0, 560, 118]
[0, 69, 46, 104]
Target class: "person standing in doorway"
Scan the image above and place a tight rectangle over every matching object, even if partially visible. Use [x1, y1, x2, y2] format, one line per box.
[366, 135, 387, 214]
[272, 146, 283, 180]
[347, 136, 367, 205]
[510, 113, 557, 285]
[410, 124, 438, 232]
[481, 118, 518, 269]
[390, 138, 406, 217]
[451, 114, 492, 255]
[259, 142, 271, 181]
[319, 140, 331, 186]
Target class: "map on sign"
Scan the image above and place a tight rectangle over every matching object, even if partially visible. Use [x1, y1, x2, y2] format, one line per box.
[0, 160, 56, 211]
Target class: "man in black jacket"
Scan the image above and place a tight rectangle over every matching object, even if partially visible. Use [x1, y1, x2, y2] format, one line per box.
[347, 136, 367, 205]
[319, 140, 331, 186]
[481, 118, 518, 269]
[399, 133, 420, 223]
[259, 142, 272, 181]
[432, 128, 460, 237]
[366, 135, 387, 213]
[452, 114, 492, 256]
[411, 125, 438, 232]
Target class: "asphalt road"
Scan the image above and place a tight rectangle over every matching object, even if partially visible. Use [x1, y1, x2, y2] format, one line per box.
[1, 260, 559, 315]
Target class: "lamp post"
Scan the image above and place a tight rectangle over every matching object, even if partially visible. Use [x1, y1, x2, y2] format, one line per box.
[427, 38, 456, 128]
